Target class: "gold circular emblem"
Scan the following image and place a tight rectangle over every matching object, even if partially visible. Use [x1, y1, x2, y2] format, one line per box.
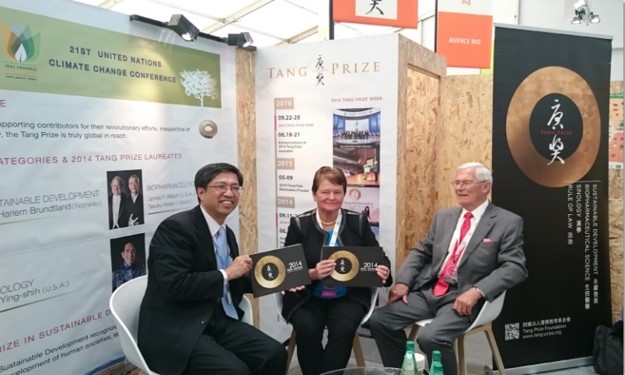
[328, 250, 359, 282]
[506, 66, 600, 187]
[199, 120, 218, 138]
[254, 255, 286, 289]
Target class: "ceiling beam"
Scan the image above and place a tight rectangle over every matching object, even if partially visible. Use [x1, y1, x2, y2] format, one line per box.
[98, 0, 124, 9]
[147, 0, 222, 22]
[281, 26, 318, 45]
[202, 0, 275, 34]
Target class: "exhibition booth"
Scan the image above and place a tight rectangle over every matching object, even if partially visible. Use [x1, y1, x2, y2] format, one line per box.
[0, 1, 622, 374]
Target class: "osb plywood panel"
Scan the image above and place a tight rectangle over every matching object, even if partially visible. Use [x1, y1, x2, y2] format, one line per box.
[396, 36, 445, 269]
[235, 49, 258, 324]
[398, 35, 446, 77]
[608, 169, 623, 322]
[608, 80, 623, 322]
[396, 69, 439, 268]
[437, 75, 493, 209]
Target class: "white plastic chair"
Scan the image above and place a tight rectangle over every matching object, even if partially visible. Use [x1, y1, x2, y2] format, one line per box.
[407, 290, 507, 375]
[275, 288, 380, 373]
[109, 275, 254, 375]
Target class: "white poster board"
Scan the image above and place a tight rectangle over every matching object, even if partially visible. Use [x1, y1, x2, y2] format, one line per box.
[0, 1, 238, 373]
[255, 34, 400, 341]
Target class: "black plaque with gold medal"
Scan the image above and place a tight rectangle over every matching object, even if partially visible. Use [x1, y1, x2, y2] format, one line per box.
[320, 246, 383, 287]
[250, 244, 310, 297]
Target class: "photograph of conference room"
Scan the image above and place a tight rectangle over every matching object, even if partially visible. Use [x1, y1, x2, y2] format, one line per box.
[332, 107, 381, 187]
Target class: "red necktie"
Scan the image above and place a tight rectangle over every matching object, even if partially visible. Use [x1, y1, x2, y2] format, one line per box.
[433, 212, 473, 297]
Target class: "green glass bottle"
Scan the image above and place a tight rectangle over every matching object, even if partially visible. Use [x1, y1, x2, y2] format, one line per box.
[429, 350, 443, 374]
[400, 341, 419, 375]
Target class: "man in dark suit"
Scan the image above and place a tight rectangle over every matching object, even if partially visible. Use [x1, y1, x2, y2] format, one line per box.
[108, 175, 130, 229]
[138, 163, 287, 374]
[369, 162, 528, 375]
[126, 174, 144, 226]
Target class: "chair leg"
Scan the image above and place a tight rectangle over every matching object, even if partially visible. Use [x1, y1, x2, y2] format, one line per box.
[285, 331, 297, 375]
[408, 324, 419, 341]
[457, 332, 467, 375]
[484, 326, 506, 375]
[353, 334, 365, 367]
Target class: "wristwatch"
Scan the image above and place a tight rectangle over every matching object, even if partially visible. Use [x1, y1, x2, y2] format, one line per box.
[473, 286, 486, 298]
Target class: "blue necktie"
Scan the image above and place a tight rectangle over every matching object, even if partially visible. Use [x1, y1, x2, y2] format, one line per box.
[215, 226, 238, 319]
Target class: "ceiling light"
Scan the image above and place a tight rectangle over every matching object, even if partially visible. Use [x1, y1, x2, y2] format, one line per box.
[571, 16, 582, 24]
[167, 14, 198, 42]
[227, 32, 254, 48]
[129, 14, 199, 42]
[129, 14, 254, 49]
[570, 0, 600, 25]
[573, 0, 586, 12]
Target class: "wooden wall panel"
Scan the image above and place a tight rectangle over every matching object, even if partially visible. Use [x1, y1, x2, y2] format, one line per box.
[235, 48, 258, 324]
[396, 36, 446, 269]
[437, 75, 493, 209]
[608, 168, 623, 322]
[608, 80, 623, 322]
[396, 69, 439, 268]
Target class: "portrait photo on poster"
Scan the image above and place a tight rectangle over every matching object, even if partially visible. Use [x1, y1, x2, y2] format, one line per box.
[110, 233, 146, 291]
[106, 169, 145, 229]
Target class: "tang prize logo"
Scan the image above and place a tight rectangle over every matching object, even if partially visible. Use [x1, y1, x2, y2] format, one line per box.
[506, 66, 600, 187]
[254, 255, 286, 289]
[329, 250, 360, 282]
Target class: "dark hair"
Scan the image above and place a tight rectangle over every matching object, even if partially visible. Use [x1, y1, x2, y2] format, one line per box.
[194, 163, 243, 189]
[311, 166, 347, 194]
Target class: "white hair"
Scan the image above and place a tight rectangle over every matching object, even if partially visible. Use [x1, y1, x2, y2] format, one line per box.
[457, 162, 492, 183]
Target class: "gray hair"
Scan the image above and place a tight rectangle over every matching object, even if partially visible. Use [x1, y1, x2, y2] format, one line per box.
[457, 162, 492, 183]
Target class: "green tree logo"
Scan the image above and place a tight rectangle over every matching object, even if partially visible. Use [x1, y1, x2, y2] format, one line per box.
[2, 24, 40, 62]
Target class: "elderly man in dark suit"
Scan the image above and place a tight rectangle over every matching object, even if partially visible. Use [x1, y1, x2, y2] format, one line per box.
[369, 162, 528, 375]
[108, 175, 130, 229]
[138, 163, 286, 375]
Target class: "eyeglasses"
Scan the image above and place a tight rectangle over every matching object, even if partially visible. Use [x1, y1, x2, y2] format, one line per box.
[318, 190, 344, 198]
[207, 184, 242, 194]
[451, 180, 486, 188]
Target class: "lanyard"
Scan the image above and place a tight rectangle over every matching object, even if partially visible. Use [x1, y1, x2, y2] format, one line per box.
[316, 209, 342, 246]
[449, 225, 473, 264]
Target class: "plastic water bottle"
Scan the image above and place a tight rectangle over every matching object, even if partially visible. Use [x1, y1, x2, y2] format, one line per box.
[430, 361, 444, 375]
[400, 340, 419, 375]
[429, 350, 443, 374]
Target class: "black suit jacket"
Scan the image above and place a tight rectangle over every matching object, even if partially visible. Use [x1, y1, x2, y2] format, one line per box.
[138, 205, 252, 375]
[108, 194, 130, 229]
[281, 208, 392, 321]
[126, 193, 144, 225]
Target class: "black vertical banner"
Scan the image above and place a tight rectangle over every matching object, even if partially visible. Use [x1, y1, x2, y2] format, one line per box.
[492, 26, 612, 371]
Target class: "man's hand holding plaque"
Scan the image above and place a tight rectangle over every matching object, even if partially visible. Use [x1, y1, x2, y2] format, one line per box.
[250, 244, 311, 297]
[320, 246, 385, 287]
